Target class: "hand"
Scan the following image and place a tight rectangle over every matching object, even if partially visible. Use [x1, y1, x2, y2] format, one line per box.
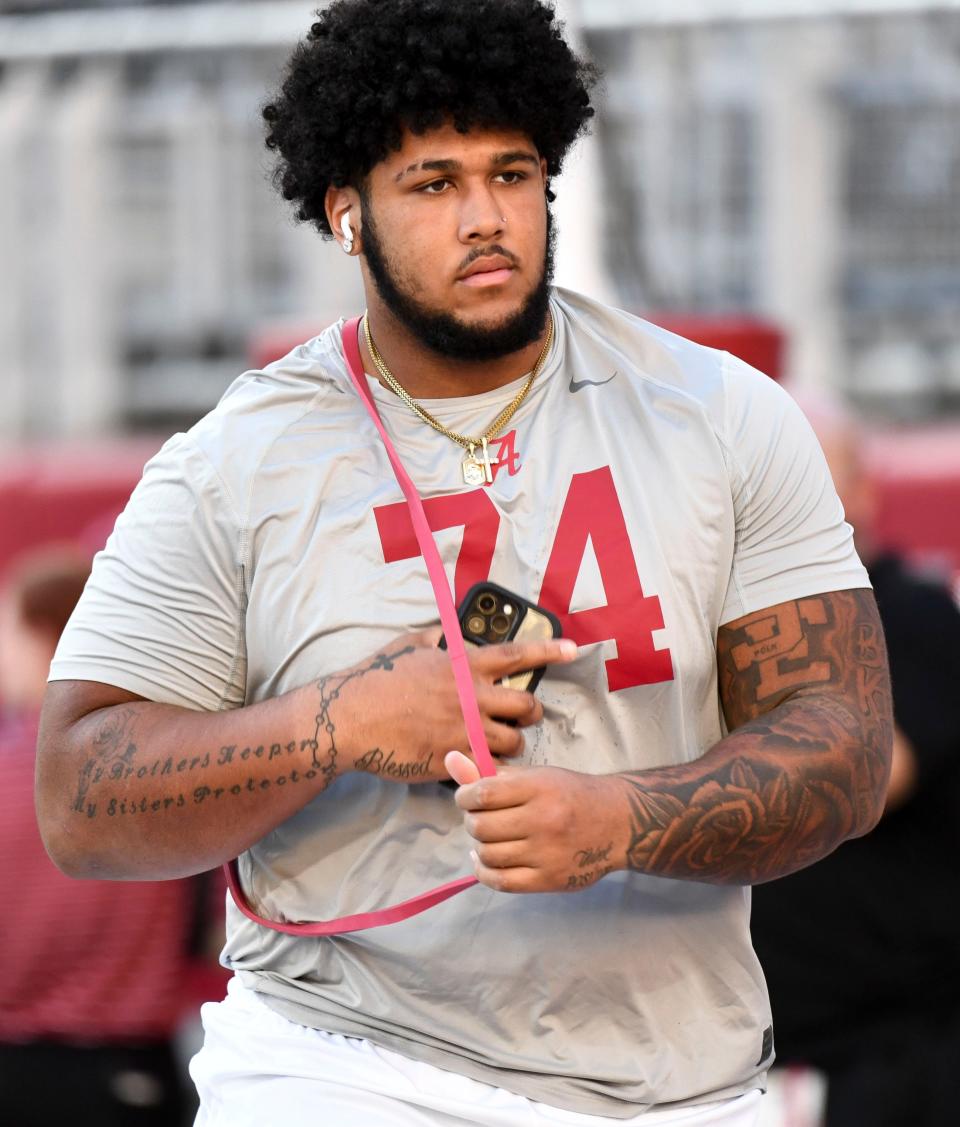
[446, 752, 623, 892]
[334, 630, 577, 784]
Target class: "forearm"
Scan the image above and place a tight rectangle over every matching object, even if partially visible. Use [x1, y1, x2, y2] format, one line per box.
[610, 691, 891, 886]
[37, 645, 412, 880]
[456, 590, 894, 895]
[41, 692, 342, 882]
[38, 632, 569, 881]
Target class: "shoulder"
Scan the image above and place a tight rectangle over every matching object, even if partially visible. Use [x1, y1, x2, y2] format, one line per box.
[551, 287, 790, 431]
[155, 322, 353, 519]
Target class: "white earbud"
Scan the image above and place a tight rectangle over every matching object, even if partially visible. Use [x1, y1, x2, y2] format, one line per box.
[341, 214, 355, 254]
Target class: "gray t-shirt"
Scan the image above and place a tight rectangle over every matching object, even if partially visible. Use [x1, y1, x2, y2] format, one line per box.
[52, 288, 868, 1117]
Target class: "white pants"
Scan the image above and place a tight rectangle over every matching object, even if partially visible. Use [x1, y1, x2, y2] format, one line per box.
[191, 978, 763, 1127]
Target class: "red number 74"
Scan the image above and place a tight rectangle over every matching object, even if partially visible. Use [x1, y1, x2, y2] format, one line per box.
[374, 467, 673, 693]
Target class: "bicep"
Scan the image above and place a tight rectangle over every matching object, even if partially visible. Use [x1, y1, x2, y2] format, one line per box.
[40, 678, 148, 735]
[716, 588, 892, 739]
[37, 680, 149, 786]
[36, 680, 150, 847]
[717, 588, 894, 839]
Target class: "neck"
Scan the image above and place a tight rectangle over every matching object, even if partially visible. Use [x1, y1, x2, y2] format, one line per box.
[360, 297, 551, 399]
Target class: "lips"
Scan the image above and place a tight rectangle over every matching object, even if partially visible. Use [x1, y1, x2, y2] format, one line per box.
[458, 255, 515, 287]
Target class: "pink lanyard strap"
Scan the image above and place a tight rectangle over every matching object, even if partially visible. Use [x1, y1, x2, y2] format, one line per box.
[224, 316, 495, 936]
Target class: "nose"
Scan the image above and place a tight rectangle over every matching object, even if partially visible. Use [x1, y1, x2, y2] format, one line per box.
[458, 184, 505, 243]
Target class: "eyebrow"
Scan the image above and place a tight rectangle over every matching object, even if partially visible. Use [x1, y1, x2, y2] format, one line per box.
[394, 150, 540, 183]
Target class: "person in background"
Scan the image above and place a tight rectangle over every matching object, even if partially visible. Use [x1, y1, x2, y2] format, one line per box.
[751, 395, 960, 1127]
[0, 546, 203, 1126]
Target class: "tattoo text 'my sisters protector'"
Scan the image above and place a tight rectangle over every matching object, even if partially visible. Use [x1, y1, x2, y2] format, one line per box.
[621, 590, 892, 885]
[71, 644, 417, 821]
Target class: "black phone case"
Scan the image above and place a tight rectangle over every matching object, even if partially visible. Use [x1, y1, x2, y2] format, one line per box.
[438, 582, 562, 788]
[439, 581, 563, 695]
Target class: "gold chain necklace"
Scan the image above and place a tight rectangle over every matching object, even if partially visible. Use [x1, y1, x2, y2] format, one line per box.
[362, 312, 554, 486]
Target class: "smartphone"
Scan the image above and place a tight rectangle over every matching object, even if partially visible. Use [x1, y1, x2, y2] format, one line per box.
[440, 581, 562, 693]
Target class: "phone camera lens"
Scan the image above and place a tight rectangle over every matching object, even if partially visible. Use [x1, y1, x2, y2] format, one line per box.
[476, 593, 497, 614]
[491, 614, 510, 635]
[466, 615, 486, 637]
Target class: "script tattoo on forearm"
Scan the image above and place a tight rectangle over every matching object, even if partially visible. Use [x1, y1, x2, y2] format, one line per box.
[621, 590, 892, 885]
[72, 706, 138, 814]
[353, 748, 434, 778]
[71, 643, 416, 820]
[104, 763, 317, 818]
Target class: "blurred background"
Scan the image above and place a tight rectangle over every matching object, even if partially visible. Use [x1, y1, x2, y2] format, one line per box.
[2, 0, 959, 580]
[1, 2, 958, 1125]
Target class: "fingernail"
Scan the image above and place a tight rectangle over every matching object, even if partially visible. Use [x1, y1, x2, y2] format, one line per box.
[469, 850, 480, 869]
[559, 639, 578, 658]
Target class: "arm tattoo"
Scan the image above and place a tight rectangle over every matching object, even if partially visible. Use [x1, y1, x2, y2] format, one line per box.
[621, 590, 893, 885]
[310, 645, 414, 777]
[71, 643, 417, 821]
[72, 706, 138, 813]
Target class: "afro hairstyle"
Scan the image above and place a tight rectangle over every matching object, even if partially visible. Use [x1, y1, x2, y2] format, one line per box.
[262, 0, 598, 237]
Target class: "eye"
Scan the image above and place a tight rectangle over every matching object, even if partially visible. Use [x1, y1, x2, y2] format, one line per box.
[418, 178, 452, 194]
[495, 170, 527, 185]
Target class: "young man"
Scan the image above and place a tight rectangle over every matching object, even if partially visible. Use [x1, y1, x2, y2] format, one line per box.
[37, 2, 892, 1124]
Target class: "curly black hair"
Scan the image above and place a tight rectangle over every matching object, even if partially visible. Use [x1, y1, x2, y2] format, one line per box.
[262, 0, 598, 237]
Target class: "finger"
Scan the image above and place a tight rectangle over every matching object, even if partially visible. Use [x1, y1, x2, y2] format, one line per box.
[444, 750, 481, 787]
[483, 720, 524, 758]
[454, 772, 530, 813]
[472, 638, 577, 678]
[473, 840, 532, 869]
[463, 808, 530, 844]
[477, 686, 542, 727]
[470, 852, 542, 894]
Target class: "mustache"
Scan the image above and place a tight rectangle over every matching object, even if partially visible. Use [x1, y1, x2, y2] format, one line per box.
[456, 245, 520, 274]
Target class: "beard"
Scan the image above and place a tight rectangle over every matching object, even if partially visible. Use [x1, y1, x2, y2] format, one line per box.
[359, 199, 555, 363]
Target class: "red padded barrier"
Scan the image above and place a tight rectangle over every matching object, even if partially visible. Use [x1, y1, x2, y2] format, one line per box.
[0, 439, 163, 578]
[248, 320, 327, 373]
[647, 316, 786, 382]
[868, 426, 960, 575]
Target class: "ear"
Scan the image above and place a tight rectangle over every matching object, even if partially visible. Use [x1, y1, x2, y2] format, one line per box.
[539, 158, 555, 203]
[325, 185, 362, 252]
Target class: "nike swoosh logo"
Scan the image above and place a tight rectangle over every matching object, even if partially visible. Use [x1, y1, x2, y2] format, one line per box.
[569, 371, 617, 394]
